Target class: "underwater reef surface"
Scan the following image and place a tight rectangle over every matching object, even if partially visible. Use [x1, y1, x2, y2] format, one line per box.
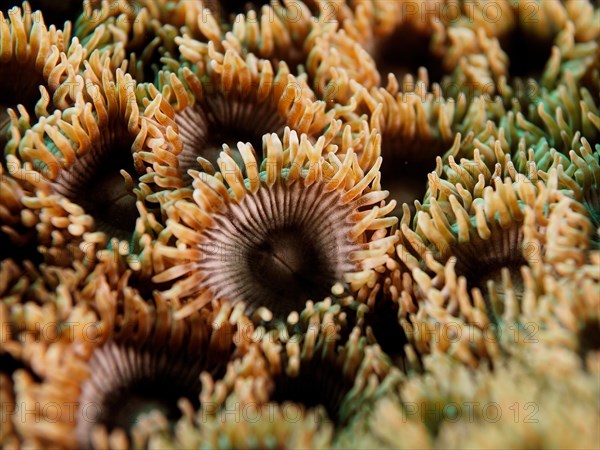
[0, 1, 599, 448]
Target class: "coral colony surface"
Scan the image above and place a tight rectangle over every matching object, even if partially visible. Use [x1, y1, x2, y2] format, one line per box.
[1, 0, 599, 449]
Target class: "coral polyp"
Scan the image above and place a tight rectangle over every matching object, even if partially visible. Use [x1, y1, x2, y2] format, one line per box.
[152, 131, 397, 318]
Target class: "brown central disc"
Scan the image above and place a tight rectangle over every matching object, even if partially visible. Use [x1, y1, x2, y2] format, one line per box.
[52, 135, 140, 242]
[196, 181, 357, 317]
[248, 225, 332, 302]
[0, 61, 45, 150]
[175, 97, 286, 184]
[76, 342, 206, 448]
[97, 374, 198, 431]
[450, 225, 527, 321]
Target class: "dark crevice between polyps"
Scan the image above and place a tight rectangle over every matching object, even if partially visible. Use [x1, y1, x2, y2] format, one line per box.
[579, 319, 600, 361]
[0, 352, 42, 383]
[500, 24, 554, 81]
[380, 134, 445, 220]
[270, 357, 355, 427]
[22, 0, 83, 28]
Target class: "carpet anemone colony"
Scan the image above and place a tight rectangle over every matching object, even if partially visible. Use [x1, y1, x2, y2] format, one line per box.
[0, 0, 599, 449]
